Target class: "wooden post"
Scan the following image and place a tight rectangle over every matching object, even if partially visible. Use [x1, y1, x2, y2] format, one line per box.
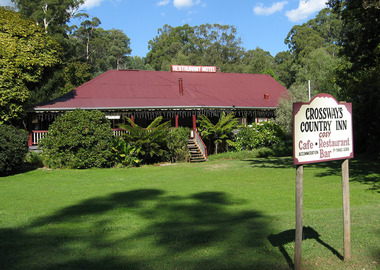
[295, 164, 303, 270]
[192, 115, 197, 130]
[342, 159, 351, 260]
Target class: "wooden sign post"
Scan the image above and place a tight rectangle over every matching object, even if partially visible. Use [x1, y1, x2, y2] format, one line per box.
[342, 159, 351, 260]
[294, 165, 303, 270]
[293, 94, 354, 269]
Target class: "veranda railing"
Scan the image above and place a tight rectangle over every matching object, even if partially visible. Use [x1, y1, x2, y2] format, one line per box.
[28, 129, 128, 146]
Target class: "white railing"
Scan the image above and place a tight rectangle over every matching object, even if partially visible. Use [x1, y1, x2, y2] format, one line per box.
[28, 130, 48, 146]
[29, 129, 128, 146]
[112, 128, 128, 136]
[191, 129, 208, 158]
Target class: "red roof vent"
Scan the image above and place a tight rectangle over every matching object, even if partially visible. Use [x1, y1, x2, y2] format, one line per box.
[264, 94, 269, 100]
[179, 78, 184, 96]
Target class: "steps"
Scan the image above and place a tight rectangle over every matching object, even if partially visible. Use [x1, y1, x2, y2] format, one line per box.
[187, 139, 207, 162]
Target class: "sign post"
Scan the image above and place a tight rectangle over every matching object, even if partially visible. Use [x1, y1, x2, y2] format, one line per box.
[292, 94, 353, 269]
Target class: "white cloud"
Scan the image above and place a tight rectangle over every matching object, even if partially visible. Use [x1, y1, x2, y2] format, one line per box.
[253, 1, 288, 16]
[82, 0, 105, 9]
[173, 0, 201, 9]
[285, 0, 327, 22]
[157, 0, 170, 6]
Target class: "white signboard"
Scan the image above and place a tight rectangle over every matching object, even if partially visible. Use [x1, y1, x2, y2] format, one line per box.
[171, 65, 217, 73]
[293, 94, 353, 165]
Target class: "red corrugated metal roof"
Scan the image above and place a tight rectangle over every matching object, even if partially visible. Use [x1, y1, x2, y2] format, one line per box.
[33, 69, 288, 111]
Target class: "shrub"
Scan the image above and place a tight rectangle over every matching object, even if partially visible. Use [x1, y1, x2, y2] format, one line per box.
[167, 127, 191, 163]
[233, 121, 285, 151]
[39, 109, 114, 169]
[0, 125, 29, 175]
[119, 116, 170, 164]
[111, 136, 141, 167]
[25, 151, 44, 168]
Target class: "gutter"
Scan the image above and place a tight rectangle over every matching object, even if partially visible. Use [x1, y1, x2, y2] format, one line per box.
[29, 105, 277, 112]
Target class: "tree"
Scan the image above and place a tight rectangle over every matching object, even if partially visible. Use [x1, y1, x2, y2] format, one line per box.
[238, 47, 275, 74]
[11, 0, 84, 34]
[193, 24, 243, 72]
[146, 24, 195, 71]
[285, 8, 342, 61]
[146, 24, 243, 72]
[275, 83, 310, 136]
[0, 8, 62, 124]
[72, 18, 132, 75]
[294, 47, 341, 97]
[197, 112, 239, 154]
[328, 0, 380, 154]
[274, 51, 295, 88]
[71, 15, 101, 62]
[28, 60, 92, 106]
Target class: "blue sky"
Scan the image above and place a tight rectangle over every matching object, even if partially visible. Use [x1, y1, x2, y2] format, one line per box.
[1, 0, 328, 57]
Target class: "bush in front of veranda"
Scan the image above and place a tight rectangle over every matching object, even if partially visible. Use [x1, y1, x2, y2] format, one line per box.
[167, 127, 191, 163]
[0, 125, 29, 175]
[39, 109, 115, 169]
[232, 121, 285, 151]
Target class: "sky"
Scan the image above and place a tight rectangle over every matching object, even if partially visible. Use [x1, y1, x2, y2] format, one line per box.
[1, 0, 329, 57]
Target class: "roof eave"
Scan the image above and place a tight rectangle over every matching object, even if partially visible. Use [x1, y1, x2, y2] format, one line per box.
[30, 105, 277, 112]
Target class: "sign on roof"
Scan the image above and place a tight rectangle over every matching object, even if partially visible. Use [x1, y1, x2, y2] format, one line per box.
[293, 94, 353, 165]
[171, 65, 217, 73]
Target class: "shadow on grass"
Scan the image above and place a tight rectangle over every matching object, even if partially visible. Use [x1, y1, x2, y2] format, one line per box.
[246, 156, 380, 192]
[309, 157, 380, 192]
[245, 157, 294, 169]
[268, 226, 344, 268]
[0, 189, 289, 270]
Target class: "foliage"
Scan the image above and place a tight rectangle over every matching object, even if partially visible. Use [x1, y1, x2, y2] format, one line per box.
[39, 109, 114, 169]
[275, 83, 309, 136]
[285, 8, 342, 61]
[232, 121, 285, 151]
[279, 8, 343, 93]
[111, 136, 141, 167]
[274, 51, 295, 88]
[328, 0, 380, 154]
[119, 116, 171, 164]
[124, 56, 154, 71]
[146, 24, 243, 72]
[294, 47, 341, 96]
[197, 112, 240, 154]
[11, 0, 84, 34]
[0, 125, 29, 175]
[0, 8, 62, 124]
[28, 61, 91, 106]
[24, 151, 44, 168]
[71, 16, 132, 75]
[167, 127, 191, 163]
[237, 47, 275, 74]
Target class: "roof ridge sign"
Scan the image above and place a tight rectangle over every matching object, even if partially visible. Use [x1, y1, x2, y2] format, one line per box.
[171, 65, 217, 73]
[293, 93, 354, 165]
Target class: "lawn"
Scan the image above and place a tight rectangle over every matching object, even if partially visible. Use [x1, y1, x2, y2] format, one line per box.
[0, 157, 379, 269]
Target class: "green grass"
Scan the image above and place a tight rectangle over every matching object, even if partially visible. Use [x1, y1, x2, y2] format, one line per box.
[0, 157, 379, 269]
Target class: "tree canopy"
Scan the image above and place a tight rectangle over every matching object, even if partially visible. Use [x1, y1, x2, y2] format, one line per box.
[327, 0, 380, 154]
[0, 8, 62, 124]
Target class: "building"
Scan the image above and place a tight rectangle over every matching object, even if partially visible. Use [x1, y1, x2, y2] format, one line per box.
[27, 66, 288, 159]
[29, 65, 287, 130]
